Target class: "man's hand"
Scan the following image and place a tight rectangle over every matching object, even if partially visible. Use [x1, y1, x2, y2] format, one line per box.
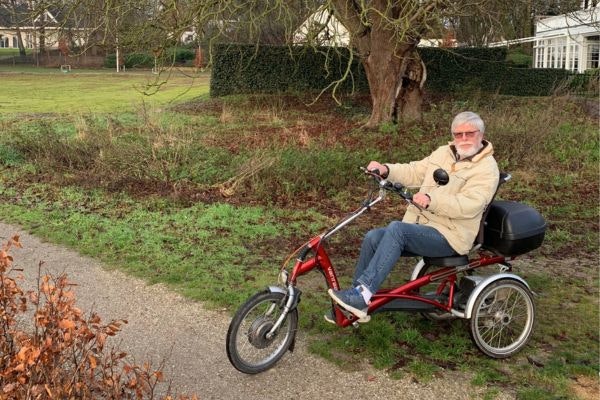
[366, 161, 388, 177]
[412, 192, 431, 209]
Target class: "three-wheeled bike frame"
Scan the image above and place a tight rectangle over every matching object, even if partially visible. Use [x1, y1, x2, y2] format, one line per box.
[226, 169, 536, 374]
[283, 170, 523, 327]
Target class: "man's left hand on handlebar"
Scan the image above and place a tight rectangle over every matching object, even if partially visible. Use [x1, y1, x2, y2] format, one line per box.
[412, 192, 431, 209]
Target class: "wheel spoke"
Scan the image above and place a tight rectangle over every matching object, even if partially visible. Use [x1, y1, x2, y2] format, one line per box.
[227, 291, 299, 373]
[471, 281, 534, 358]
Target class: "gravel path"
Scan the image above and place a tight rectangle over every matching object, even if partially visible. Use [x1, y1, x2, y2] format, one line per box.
[1, 222, 514, 400]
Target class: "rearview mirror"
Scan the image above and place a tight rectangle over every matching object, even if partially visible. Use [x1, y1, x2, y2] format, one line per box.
[433, 168, 449, 186]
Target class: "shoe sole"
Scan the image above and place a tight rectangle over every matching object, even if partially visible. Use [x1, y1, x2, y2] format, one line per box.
[327, 289, 369, 320]
[324, 311, 370, 324]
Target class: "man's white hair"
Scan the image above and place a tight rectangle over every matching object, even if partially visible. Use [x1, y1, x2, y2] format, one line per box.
[451, 111, 485, 134]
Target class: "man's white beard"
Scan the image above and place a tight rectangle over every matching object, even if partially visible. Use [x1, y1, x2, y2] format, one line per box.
[456, 143, 483, 159]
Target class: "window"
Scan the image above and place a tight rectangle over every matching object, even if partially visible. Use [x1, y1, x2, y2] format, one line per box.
[12, 37, 17, 48]
[569, 44, 580, 71]
[587, 42, 599, 69]
[534, 45, 544, 68]
[582, 0, 598, 9]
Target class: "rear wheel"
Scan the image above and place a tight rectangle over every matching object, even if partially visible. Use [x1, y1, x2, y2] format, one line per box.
[470, 279, 535, 358]
[226, 290, 298, 374]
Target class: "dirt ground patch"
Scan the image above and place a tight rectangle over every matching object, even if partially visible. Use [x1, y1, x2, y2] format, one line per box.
[570, 375, 600, 400]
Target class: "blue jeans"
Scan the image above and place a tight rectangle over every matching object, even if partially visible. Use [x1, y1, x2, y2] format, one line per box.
[353, 221, 456, 293]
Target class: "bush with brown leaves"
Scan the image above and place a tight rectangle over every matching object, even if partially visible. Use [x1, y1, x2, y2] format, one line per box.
[0, 236, 197, 400]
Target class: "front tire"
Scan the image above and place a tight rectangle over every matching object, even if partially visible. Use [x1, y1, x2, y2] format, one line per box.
[226, 290, 298, 374]
[470, 279, 535, 358]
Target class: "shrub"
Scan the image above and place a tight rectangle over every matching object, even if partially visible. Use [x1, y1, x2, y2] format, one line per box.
[210, 44, 368, 97]
[211, 44, 588, 97]
[167, 48, 195, 63]
[0, 236, 197, 399]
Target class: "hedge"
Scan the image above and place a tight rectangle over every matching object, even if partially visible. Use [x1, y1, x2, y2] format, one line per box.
[210, 44, 583, 97]
[419, 47, 571, 95]
[210, 44, 368, 97]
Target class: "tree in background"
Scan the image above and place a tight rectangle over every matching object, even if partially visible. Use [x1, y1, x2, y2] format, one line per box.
[38, 0, 581, 128]
[7, 0, 27, 56]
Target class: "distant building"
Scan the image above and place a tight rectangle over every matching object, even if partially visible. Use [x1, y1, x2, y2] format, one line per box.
[0, 3, 67, 50]
[533, 1, 599, 72]
[293, 6, 349, 47]
[294, 5, 455, 48]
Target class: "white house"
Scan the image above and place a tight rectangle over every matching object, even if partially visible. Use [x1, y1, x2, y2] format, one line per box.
[293, 6, 350, 47]
[0, 4, 76, 51]
[533, 1, 599, 72]
[294, 6, 456, 48]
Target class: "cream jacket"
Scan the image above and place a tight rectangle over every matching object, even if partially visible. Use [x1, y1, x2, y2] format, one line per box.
[385, 141, 499, 255]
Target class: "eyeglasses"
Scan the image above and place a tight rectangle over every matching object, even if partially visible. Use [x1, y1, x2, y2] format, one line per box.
[452, 130, 479, 139]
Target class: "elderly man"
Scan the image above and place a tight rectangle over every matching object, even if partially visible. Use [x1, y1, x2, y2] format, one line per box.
[328, 111, 499, 321]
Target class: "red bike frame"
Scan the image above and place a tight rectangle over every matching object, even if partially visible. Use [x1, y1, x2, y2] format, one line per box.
[289, 234, 511, 328]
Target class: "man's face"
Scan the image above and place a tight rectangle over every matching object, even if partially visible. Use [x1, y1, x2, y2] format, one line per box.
[452, 123, 483, 158]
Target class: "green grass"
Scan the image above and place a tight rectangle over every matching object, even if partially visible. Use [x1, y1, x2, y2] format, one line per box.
[0, 68, 598, 398]
[0, 180, 327, 308]
[0, 67, 210, 114]
[0, 48, 30, 56]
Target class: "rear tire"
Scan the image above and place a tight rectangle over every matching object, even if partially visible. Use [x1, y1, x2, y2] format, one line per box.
[226, 290, 298, 374]
[470, 279, 535, 358]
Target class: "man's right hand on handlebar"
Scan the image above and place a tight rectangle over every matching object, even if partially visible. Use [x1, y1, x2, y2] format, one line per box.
[366, 161, 389, 178]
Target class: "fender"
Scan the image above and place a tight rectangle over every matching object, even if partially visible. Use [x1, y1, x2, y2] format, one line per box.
[267, 286, 302, 311]
[463, 274, 530, 319]
[409, 259, 426, 281]
[267, 286, 287, 296]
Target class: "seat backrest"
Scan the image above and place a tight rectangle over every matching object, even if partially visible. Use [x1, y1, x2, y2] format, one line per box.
[475, 172, 511, 246]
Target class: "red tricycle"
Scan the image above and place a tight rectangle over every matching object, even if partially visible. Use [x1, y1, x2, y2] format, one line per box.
[226, 168, 546, 374]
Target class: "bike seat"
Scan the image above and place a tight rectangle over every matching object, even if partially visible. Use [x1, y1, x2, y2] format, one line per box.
[423, 255, 469, 267]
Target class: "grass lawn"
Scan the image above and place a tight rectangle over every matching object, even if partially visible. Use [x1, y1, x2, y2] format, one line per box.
[0, 66, 210, 114]
[0, 48, 30, 56]
[0, 67, 597, 399]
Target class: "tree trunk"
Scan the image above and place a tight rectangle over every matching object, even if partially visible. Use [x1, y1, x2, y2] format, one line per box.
[39, 7, 46, 55]
[15, 28, 26, 57]
[9, 0, 26, 56]
[360, 41, 415, 128]
[396, 51, 426, 123]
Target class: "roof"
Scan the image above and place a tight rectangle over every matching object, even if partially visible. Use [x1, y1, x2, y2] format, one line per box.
[0, 3, 63, 29]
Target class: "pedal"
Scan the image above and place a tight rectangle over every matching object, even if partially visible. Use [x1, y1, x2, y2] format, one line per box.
[337, 307, 370, 326]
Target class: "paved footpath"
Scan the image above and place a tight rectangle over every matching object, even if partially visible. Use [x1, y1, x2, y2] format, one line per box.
[1, 222, 513, 400]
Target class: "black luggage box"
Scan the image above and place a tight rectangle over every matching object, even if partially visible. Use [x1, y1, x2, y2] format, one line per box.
[482, 200, 546, 256]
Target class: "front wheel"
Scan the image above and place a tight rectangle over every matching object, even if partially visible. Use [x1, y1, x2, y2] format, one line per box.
[470, 279, 535, 358]
[226, 290, 298, 374]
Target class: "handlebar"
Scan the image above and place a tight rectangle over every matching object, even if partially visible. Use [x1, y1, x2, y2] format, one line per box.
[359, 166, 414, 203]
[319, 167, 422, 241]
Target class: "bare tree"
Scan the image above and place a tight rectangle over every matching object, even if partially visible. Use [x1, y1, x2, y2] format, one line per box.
[41, 0, 551, 127]
[7, 0, 27, 56]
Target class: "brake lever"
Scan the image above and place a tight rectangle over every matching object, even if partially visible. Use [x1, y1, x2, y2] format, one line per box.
[390, 182, 424, 211]
[360, 166, 386, 180]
